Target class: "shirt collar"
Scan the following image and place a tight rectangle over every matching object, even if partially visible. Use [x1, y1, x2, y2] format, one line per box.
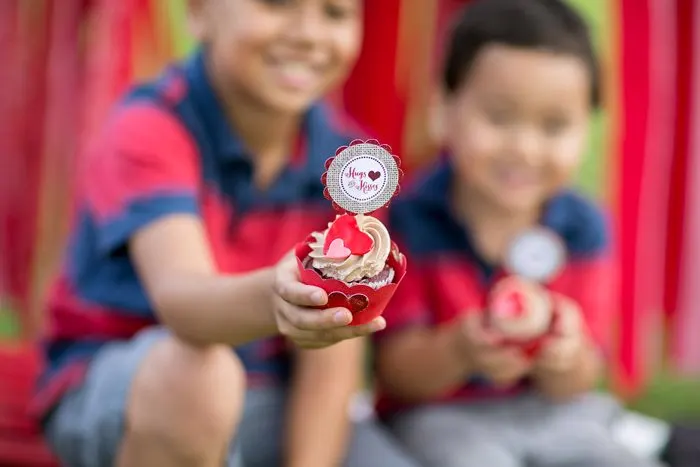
[413, 154, 455, 214]
[184, 48, 247, 162]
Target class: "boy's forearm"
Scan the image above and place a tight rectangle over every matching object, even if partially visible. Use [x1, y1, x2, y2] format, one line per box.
[153, 267, 279, 346]
[533, 343, 602, 401]
[377, 325, 473, 401]
[284, 340, 363, 467]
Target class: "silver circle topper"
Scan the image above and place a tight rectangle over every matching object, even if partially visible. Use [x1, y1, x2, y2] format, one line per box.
[504, 227, 566, 283]
[325, 142, 400, 215]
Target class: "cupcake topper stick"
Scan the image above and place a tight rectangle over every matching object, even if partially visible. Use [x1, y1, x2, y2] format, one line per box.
[322, 140, 403, 215]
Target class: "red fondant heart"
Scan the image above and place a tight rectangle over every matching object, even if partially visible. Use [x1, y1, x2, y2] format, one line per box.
[368, 170, 381, 181]
[323, 214, 373, 256]
[492, 290, 526, 318]
[327, 292, 369, 314]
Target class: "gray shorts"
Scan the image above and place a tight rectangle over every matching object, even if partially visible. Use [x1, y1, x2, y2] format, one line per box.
[44, 328, 420, 467]
[387, 393, 662, 467]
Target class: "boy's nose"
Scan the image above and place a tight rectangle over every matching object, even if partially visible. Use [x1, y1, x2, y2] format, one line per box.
[511, 128, 543, 165]
[286, 5, 327, 47]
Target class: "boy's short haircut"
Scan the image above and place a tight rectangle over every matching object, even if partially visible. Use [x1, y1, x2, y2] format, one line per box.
[442, 0, 601, 108]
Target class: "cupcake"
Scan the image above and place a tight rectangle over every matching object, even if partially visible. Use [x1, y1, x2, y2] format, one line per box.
[488, 276, 554, 348]
[487, 227, 567, 356]
[294, 140, 407, 326]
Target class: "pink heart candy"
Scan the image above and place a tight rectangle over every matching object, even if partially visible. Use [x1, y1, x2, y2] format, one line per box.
[326, 238, 351, 259]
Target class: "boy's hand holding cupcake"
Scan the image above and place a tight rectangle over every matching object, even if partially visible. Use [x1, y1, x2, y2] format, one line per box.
[454, 312, 533, 388]
[484, 227, 584, 361]
[533, 293, 586, 374]
[272, 251, 387, 349]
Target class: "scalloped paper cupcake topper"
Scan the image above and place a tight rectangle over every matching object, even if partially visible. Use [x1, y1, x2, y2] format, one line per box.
[322, 140, 403, 215]
[504, 227, 566, 283]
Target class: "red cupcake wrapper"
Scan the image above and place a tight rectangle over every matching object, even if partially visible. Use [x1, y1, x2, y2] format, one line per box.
[295, 236, 408, 326]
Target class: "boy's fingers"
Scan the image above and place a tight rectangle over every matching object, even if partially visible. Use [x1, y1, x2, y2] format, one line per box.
[274, 304, 349, 342]
[280, 303, 352, 330]
[538, 338, 580, 371]
[319, 317, 386, 341]
[276, 251, 300, 278]
[275, 280, 328, 307]
[463, 314, 500, 347]
[462, 313, 484, 337]
[281, 314, 386, 347]
[487, 353, 530, 385]
[480, 347, 527, 372]
[552, 294, 583, 335]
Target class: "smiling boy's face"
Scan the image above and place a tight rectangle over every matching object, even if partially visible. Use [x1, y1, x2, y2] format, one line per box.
[442, 44, 592, 213]
[189, 0, 362, 114]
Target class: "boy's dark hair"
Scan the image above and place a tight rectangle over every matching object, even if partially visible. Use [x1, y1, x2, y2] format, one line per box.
[443, 0, 601, 108]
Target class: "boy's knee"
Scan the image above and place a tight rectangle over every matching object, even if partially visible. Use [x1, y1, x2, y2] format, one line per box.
[124, 336, 245, 457]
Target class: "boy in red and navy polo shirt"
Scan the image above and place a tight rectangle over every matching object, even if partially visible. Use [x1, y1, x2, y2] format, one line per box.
[373, 1, 659, 466]
[34, 2, 419, 467]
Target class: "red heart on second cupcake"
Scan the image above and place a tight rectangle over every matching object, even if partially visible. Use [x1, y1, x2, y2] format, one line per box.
[491, 288, 526, 319]
[327, 291, 369, 314]
[323, 214, 373, 257]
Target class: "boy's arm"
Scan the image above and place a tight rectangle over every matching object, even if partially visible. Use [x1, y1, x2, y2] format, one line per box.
[88, 105, 280, 345]
[130, 215, 280, 345]
[88, 104, 367, 348]
[284, 339, 364, 467]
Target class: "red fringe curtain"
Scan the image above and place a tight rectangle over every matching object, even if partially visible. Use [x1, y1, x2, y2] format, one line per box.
[615, 0, 700, 394]
[668, 0, 700, 375]
[0, 0, 142, 339]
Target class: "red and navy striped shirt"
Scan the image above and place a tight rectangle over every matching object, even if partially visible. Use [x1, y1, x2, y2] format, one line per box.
[375, 159, 617, 417]
[34, 48, 362, 418]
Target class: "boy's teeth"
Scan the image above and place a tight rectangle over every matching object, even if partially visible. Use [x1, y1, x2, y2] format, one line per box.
[279, 63, 314, 79]
[502, 171, 535, 184]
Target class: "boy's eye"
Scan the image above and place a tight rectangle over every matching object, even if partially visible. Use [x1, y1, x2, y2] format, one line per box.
[542, 118, 569, 136]
[485, 108, 515, 126]
[256, 0, 355, 19]
[324, 0, 356, 20]
[258, 0, 292, 6]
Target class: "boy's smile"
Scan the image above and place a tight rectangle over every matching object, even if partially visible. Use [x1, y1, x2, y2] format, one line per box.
[262, 30, 340, 97]
[491, 165, 542, 190]
[443, 44, 591, 213]
[266, 56, 324, 93]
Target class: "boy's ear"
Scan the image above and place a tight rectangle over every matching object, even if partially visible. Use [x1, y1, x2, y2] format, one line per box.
[186, 0, 209, 41]
[428, 87, 447, 147]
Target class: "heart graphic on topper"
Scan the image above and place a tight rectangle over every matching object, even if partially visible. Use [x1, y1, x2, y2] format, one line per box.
[322, 140, 402, 215]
